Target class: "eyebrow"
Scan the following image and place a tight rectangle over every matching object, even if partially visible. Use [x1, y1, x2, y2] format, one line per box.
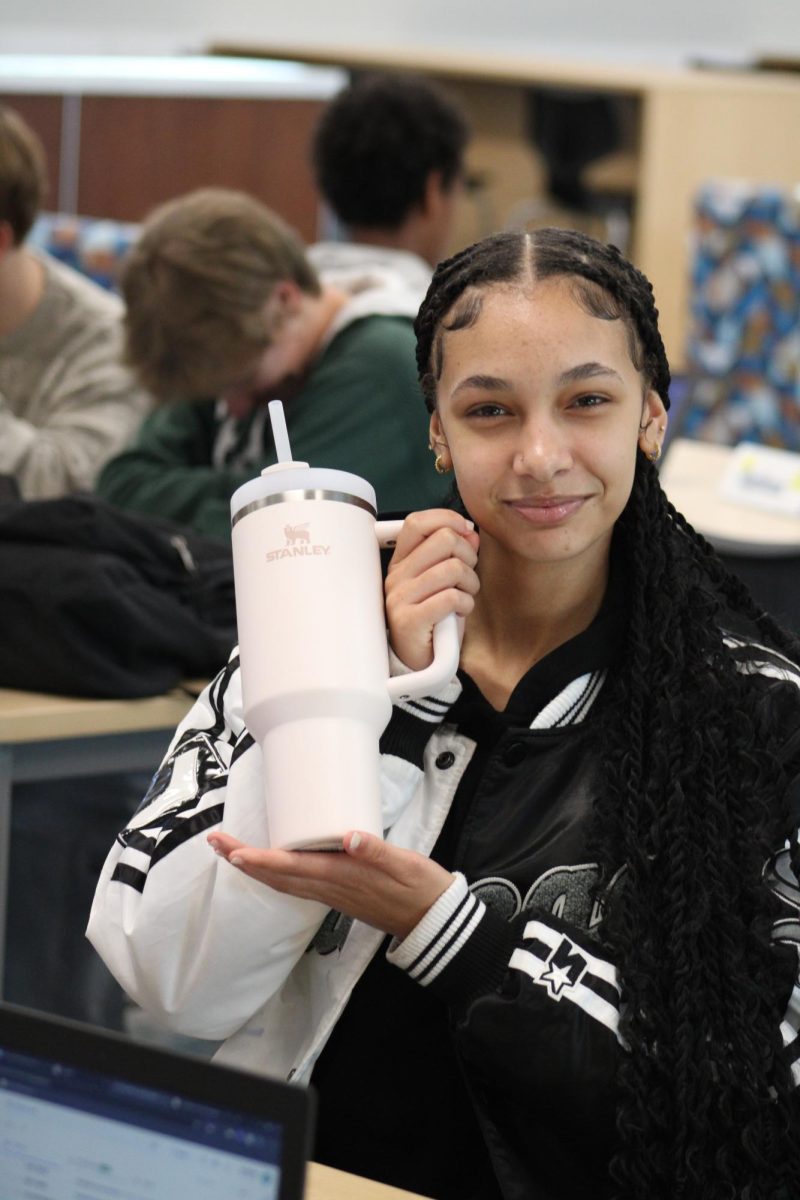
[451, 374, 513, 396]
[558, 362, 624, 385]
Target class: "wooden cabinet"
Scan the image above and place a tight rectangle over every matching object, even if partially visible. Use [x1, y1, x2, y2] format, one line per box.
[0, 56, 347, 242]
[211, 42, 800, 368]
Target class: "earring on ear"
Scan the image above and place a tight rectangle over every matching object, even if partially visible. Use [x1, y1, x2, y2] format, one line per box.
[430, 438, 451, 474]
[651, 426, 666, 462]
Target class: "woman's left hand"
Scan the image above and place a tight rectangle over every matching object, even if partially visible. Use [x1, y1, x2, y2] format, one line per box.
[207, 830, 454, 942]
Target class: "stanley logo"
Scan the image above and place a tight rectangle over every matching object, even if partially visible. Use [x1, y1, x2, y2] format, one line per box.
[265, 522, 331, 563]
[284, 523, 310, 545]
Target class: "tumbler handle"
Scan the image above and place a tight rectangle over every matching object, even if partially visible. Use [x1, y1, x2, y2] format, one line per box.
[376, 520, 462, 700]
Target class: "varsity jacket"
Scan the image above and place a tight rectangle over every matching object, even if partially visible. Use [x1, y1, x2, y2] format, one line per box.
[87, 637, 800, 1200]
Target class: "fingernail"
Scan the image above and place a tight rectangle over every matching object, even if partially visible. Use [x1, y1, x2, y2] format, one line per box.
[230, 855, 244, 868]
[349, 832, 362, 851]
[463, 519, 474, 531]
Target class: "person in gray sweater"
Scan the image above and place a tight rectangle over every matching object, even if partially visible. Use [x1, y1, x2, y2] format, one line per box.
[0, 105, 151, 499]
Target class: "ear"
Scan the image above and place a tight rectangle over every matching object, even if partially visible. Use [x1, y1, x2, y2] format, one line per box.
[429, 409, 446, 449]
[273, 279, 303, 312]
[0, 220, 16, 261]
[637, 389, 668, 459]
[261, 280, 302, 333]
[428, 410, 453, 469]
[419, 170, 447, 219]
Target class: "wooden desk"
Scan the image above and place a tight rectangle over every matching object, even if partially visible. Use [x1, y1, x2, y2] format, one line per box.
[306, 1161, 431, 1199]
[212, 40, 800, 370]
[0, 685, 197, 997]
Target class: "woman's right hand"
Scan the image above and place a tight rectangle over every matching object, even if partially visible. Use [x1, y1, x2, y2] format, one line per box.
[385, 509, 480, 672]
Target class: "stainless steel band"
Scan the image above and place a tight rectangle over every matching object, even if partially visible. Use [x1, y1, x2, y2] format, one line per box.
[231, 489, 377, 529]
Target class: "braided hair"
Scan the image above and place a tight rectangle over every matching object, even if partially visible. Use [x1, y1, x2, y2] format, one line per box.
[415, 229, 800, 1199]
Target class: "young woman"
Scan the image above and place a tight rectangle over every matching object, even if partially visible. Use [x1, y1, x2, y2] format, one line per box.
[89, 229, 800, 1200]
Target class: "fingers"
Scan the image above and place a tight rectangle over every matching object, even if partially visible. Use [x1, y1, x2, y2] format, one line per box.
[389, 509, 477, 570]
[385, 511, 480, 671]
[208, 833, 245, 856]
[343, 829, 407, 878]
[208, 830, 454, 940]
[214, 843, 338, 904]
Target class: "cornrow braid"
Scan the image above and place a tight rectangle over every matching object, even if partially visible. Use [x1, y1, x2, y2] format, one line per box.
[414, 228, 800, 1197]
[415, 228, 672, 409]
[414, 232, 533, 409]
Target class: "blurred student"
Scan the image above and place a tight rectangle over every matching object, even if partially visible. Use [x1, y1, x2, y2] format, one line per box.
[0, 106, 150, 499]
[309, 72, 469, 301]
[96, 188, 446, 541]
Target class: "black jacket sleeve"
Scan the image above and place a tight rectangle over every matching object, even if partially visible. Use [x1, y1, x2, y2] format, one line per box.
[387, 874, 621, 1199]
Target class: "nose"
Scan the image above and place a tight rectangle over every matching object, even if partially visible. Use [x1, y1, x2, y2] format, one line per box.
[513, 415, 573, 480]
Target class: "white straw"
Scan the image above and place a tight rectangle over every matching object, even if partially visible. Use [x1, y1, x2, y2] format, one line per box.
[268, 400, 293, 464]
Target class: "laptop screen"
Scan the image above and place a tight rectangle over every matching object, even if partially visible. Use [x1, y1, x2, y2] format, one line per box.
[0, 1003, 314, 1200]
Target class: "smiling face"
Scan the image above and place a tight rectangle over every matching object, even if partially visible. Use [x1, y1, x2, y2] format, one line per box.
[429, 278, 667, 578]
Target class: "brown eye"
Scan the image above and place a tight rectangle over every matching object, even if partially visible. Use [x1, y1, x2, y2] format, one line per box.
[571, 393, 608, 409]
[468, 403, 508, 418]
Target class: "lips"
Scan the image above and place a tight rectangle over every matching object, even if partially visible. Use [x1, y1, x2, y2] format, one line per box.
[504, 496, 589, 525]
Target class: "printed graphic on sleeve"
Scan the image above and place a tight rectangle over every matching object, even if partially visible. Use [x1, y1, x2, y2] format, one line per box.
[509, 919, 623, 1043]
[110, 665, 244, 893]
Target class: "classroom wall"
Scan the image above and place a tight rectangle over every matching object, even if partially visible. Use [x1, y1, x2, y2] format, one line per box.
[4, 0, 800, 62]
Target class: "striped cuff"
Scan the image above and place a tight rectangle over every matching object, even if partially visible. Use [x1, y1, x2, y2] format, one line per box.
[380, 648, 462, 767]
[387, 873, 485, 986]
[381, 648, 462, 768]
[388, 646, 461, 714]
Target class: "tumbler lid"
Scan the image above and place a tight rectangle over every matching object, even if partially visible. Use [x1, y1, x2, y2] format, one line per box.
[230, 463, 377, 527]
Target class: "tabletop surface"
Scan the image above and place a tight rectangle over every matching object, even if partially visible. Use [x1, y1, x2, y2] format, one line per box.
[660, 438, 800, 555]
[0, 684, 200, 744]
[305, 1161, 432, 1199]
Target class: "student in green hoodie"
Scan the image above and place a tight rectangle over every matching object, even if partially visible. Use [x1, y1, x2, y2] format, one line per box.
[97, 188, 447, 540]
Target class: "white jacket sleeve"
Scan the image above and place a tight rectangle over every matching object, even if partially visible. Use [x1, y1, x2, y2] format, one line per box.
[86, 653, 329, 1040]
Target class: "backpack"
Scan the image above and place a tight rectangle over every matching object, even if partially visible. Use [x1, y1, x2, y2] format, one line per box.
[0, 493, 236, 698]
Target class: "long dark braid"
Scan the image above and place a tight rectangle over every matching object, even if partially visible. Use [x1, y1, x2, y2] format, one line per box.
[416, 229, 800, 1198]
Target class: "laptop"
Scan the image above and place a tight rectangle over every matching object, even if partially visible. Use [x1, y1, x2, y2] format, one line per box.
[0, 1002, 315, 1200]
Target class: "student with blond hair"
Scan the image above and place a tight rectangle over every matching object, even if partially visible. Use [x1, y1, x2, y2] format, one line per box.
[97, 188, 445, 539]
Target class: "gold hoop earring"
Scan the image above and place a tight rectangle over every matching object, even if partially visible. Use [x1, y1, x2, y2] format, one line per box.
[434, 454, 449, 475]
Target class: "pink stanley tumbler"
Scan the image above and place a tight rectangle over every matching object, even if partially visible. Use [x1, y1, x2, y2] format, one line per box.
[230, 402, 459, 850]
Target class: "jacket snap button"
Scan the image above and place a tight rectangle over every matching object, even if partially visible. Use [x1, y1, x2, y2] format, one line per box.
[435, 750, 456, 769]
[504, 742, 527, 767]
